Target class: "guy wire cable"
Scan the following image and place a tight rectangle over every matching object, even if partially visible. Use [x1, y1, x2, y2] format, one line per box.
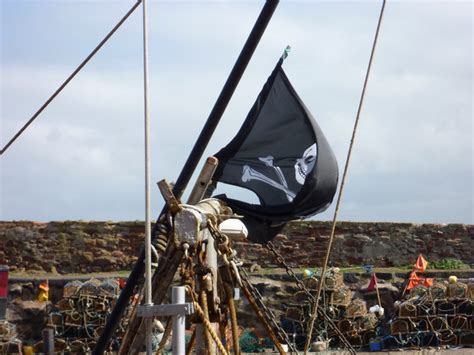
[303, 1, 387, 354]
[0, 0, 143, 155]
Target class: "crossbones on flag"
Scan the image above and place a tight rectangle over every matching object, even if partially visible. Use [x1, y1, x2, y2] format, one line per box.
[213, 58, 338, 243]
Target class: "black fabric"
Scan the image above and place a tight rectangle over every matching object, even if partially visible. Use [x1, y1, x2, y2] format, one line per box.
[214, 59, 338, 243]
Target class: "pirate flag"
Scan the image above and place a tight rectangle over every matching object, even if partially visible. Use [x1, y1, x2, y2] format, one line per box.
[213, 58, 338, 243]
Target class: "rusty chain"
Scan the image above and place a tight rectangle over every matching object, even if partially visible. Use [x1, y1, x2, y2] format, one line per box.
[265, 242, 356, 354]
[267, 241, 312, 298]
[207, 218, 298, 353]
[238, 266, 299, 354]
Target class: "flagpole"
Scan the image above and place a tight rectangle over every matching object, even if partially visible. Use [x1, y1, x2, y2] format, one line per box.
[373, 273, 382, 307]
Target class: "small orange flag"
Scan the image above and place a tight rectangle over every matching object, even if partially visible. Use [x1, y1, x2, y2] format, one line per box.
[414, 254, 428, 272]
[406, 271, 421, 290]
[367, 273, 378, 291]
[406, 271, 433, 290]
[423, 278, 434, 287]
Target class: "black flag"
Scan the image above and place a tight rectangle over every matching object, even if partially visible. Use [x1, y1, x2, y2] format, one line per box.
[213, 58, 338, 243]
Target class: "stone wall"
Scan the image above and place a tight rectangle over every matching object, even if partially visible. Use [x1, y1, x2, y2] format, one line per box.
[0, 221, 472, 273]
[0, 221, 143, 274]
[238, 221, 473, 268]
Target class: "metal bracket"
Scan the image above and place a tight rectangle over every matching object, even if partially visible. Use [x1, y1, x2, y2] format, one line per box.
[137, 303, 194, 318]
[157, 179, 181, 213]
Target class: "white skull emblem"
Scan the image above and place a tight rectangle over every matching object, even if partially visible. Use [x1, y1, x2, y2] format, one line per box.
[294, 143, 317, 185]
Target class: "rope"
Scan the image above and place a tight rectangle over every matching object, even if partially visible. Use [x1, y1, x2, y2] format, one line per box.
[0, 0, 143, 155]
[200, 291, 215, 355]
[193, 301, 230, 355]
[303, 1, 387, 353]
[185, 327, 196, 355]
[224, 283, 241, 355]
[155, 319, 172, 355]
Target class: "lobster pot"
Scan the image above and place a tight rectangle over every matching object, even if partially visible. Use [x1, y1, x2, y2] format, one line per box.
[79, 278, 102, 296]
[302, 277, 319, 292]
[431, 317, 450, 332]
[93, 296, 110, 313]
[458, 331, 474, 346]
[294, 290, 309, 303]
[399, 302, 417, 318]
[285, 307, 303, 322]
[438, 330, 457, 346]
[69, 339, 88, 353]
[420, 331, 440, 347]
[64, 310, 82, 327]
[451, 315, 470, 330]
[57, 298, 75, 311]
[54, 339, 68, 352]
[346, 299, 367, 318]
[347, 335, 363, 347]
[390, 319, 411, 334]
[311, 269, 343, 290]
[64, 280, 83, 298]
[358, 313, 378, 331]
[447, 282, 468, 299]
[362, 330, 376, 345]
[418, 318, 430, 331]
[383, 335, 398, 349]
[49, 312, 63, 327]
[409, 285, 428, 298]
[331, 286, 352, 306]
[417, 302, 436, 316]
[0, 320, 16, 341]
[337, 319, 353, 334]
[430, 282, 447, 299]
[456, 299, 473, 316]
[0, 341, 21, 354]
[324, 270, 343, 290]
[437, 301, 456, 316]
[99, 279, 120, 296]
[467, 283, 474, 300]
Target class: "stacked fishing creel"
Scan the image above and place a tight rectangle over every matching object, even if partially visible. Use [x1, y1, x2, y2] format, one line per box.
[430, 281, 448, 299]
[282, 268, 380, 351]
[447, 281, 468, 299]
[467, 282, 474, 300]
[331, 285, 352, 306]
[34, 278, 124, 353]
[63, 280, 82, 298]
[338, 298, 382, 348]
[311, 267, 344, 291]
[382, 279, 474, 350]
[0, 319, 22, 353]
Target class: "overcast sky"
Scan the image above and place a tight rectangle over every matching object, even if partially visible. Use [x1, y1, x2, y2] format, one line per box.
[1, 0, 472, 224]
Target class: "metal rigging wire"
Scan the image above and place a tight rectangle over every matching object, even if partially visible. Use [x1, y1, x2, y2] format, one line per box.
[0, 0, 143, 156]
[303, 1, 387, 353]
